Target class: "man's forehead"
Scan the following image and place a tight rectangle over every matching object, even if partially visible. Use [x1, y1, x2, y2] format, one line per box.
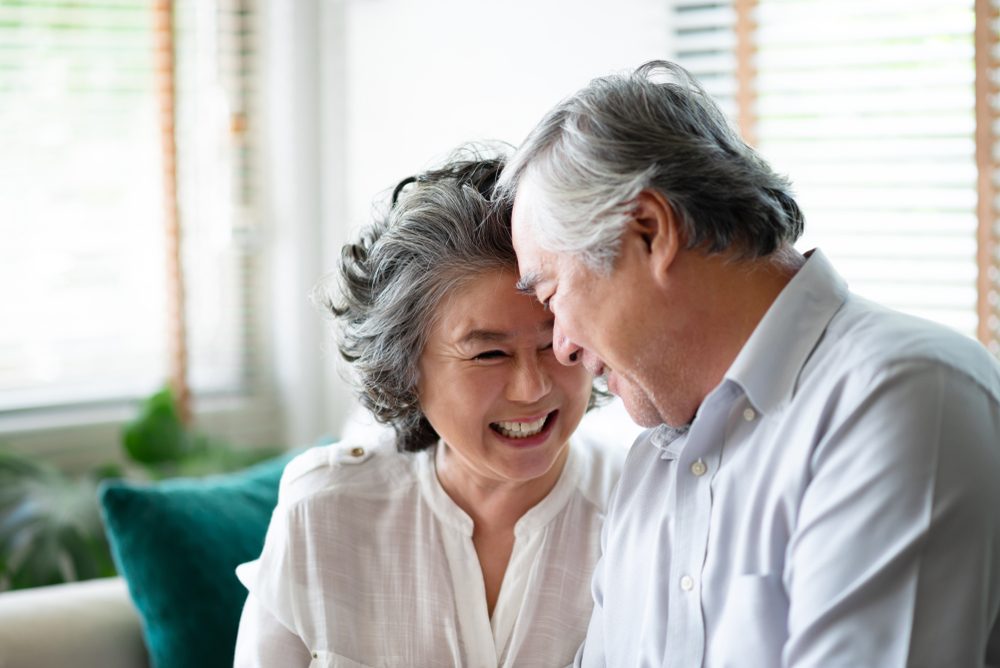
[510, 192, 531, 248]
[510, 174, 544, 242]
[511, 176, 568, 293]
[513, 239, 555, 295]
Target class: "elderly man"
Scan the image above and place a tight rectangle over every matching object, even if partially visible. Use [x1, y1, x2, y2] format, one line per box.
[500, 60, 1000, 667]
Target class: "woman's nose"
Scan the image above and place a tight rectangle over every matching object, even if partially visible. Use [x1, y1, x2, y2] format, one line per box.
[552, 321, 582, 366]
[508, 355, 552, 403]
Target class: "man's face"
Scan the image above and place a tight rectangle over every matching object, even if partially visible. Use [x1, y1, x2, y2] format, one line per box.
[511, 178, 667, 428]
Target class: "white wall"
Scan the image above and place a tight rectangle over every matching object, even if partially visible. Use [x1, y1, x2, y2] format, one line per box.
[269, 0, 672, 445]
[339, 0, 672, 230]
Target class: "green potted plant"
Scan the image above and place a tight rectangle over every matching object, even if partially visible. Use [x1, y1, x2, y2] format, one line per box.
[0, 387, 281, 591]
[0, 452, 118, 590]
[123, 387, 282, 479]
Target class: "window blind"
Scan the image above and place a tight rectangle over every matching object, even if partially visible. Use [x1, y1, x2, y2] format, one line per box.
[672, 1, 739, 118]
[755, 0, 979, 337]
[0, 0, 166, 410]
[0, 0, 261, 413]
[173, 0, 261, 397]
[671, 0, 983, 340]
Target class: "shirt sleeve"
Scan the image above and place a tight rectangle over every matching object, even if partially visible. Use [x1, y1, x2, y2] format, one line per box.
[233, 498, 313, 665]
[785, 360, 1000, 666]
[233, 589, 312, 668]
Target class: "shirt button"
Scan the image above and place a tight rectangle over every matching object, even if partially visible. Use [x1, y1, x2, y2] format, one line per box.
[690, 459, 707, 476]
[311, 651, 319, 658]
[743, 407, 756, 421]
[680, 575, 694, 591]
[350, 446, 365, 457]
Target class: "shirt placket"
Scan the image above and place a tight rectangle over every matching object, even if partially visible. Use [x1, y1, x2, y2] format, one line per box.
[663, 385, 736, 668]
[439, 525, 497, 668]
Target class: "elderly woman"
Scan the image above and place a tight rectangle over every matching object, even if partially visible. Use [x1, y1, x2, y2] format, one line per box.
[233, 150, 624, 667]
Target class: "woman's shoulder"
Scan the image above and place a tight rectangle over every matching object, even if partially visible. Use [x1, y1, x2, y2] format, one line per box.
[277, 434, 418, 508]
[570, 430, 628, 512]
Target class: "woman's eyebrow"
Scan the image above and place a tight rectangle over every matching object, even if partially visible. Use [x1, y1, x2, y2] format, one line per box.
[457, 320, 553, 347]
[457, 329, 512, 346]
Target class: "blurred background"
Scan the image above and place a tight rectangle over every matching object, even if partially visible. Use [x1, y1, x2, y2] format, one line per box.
[1, 0, 997, 474]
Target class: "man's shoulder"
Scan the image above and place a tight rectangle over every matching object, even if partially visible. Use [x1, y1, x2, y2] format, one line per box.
[808, 294, 1000, 400]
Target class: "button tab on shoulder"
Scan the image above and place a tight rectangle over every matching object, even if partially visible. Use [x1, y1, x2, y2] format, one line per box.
[335, 442, 375, 465]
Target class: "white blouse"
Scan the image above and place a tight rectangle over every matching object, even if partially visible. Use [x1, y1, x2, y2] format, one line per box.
[233, 433, 624, 668]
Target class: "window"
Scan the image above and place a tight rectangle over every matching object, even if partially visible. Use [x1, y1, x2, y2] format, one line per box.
[672, 1, 739, 117]
[0, 1, 166, 410]
[0, 0, 266, 417]
[670, 0, 999, 354]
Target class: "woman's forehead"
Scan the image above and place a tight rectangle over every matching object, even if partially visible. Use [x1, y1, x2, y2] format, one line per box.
[429, 271, 553, 345]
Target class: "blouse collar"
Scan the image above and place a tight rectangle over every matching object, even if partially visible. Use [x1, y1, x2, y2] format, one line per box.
[415, 440, 582, 538]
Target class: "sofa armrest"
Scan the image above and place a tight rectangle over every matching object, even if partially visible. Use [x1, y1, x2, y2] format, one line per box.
[0, 576, 148, 668]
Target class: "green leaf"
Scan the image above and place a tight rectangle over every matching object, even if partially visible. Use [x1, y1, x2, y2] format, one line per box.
[0, 448, 115, 592]
[122, 386, 194, 464]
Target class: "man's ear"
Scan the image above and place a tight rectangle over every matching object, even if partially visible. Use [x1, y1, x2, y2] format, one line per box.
[627, 189, 682, 284]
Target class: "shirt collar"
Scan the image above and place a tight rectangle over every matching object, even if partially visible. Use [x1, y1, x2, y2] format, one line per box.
[417, 445, 474, 535]
[649, 423, 690, 459]
[724, 249, 848, 416]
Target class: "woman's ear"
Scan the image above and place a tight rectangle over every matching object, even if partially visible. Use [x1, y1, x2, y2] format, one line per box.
[626, 189, 682, 286]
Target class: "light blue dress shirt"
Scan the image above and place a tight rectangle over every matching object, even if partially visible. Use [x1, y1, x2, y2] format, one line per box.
[577, 250, 1000, 667]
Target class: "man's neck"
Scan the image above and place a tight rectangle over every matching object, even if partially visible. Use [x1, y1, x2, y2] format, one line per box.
[664, 245, 806, 424]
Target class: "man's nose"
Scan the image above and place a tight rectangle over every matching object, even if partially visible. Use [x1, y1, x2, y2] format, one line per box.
[552, 321, 582, 366]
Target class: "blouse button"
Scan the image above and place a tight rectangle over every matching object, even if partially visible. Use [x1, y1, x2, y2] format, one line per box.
[311, 651, 319, 658]
[743, 407, 756, 422]
[350, 446, 365, 458]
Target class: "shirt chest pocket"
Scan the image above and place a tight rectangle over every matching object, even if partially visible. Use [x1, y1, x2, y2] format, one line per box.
[712, 572, 789, 667]
[309, 650, 376, 668]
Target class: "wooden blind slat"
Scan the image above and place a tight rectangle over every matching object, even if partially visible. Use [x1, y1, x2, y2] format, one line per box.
[154, 0, 190, 423]
[734, 0, 758, 144]
[975, 0, 1000, 351]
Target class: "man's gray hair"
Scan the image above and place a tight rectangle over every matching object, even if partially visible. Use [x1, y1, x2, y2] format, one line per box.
[497, 60, 804, 270]
[315, 149, 514, 452]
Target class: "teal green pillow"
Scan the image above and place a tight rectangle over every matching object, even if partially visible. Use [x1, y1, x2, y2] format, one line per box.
[99, 451, 298, 668]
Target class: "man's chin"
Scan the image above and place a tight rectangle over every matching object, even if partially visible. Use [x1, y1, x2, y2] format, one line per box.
[612, 378, 664, 428]
[622, 404, 664, 429]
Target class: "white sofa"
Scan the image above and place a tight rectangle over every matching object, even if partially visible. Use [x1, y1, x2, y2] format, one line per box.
[0, 576, 147, 668]
[2, 567, 999, 667]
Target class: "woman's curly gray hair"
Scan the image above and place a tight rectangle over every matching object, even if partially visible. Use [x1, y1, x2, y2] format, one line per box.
[318, 149, 518, 452]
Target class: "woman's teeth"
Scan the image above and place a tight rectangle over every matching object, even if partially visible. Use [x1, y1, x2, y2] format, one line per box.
[492, 415, 548, 438]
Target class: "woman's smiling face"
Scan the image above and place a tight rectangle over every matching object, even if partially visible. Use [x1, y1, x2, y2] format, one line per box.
[417, 268, 592, 489]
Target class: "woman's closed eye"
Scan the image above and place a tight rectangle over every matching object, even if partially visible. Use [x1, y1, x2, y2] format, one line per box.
[472, 349, 507, 361]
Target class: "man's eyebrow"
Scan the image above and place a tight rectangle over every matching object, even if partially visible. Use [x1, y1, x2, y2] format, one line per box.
[516, 271, 542, 295]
